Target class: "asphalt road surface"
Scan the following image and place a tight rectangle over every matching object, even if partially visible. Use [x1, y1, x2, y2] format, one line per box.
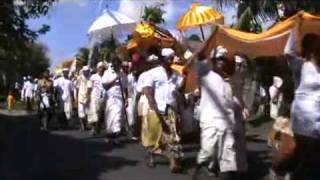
[0, 110, 272, 180]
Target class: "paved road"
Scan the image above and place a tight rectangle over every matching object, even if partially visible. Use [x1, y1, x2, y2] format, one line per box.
[0, 111, 272, 180]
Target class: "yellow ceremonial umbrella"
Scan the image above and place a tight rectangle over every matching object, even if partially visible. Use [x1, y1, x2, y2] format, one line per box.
[176, 3, 224, 40]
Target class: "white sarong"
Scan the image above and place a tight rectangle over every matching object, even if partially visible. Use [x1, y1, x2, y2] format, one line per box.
[105, 96, 123, 134]
[78, 102, 88, 118]
[88, 96, 104, 123]
[197, 126, 237, 173]
[64, 98, 73, 120]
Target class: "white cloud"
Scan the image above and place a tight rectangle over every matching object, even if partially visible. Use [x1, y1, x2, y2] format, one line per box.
[59, 0, 88, 7]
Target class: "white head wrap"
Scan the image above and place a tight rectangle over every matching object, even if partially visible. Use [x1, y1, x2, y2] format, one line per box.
[96, 62, 106, 68]
[235, 55, 245, 63]
[215, 46, 228, 58]
[62, 68, 69, 72]
[184, 50, 193, 60]
[273, 76, 283, 88]
[81, 65, 90, 71]
[147, 54, 159, 62]
[161, 48, 175, 59]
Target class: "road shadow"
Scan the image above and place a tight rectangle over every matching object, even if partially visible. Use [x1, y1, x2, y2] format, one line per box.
[0, 113, 138, 180]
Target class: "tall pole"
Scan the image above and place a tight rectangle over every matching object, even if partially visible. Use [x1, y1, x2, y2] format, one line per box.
[199, 24, 205, 41]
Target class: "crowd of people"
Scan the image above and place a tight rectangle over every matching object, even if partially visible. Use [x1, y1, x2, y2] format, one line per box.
[8, 15, 320, 180]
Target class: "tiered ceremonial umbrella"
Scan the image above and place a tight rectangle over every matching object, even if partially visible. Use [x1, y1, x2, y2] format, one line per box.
[88, 9, 136, 41]
[127, 22, 176, 51]
[176, 3, 224, 40]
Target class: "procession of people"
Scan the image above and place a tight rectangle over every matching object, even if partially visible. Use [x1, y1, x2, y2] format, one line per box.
[5, 11, 320, 180]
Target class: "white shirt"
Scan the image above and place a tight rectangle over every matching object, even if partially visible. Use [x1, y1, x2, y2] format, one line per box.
[197, 60, 235, 129]
[102, 69, 127, 99]
[77, 75, 90, 103]
[136, 71, 149, 93]
[24, 81, 34, 98]
[127, 73, 136, 98]
[88, 73, 105, 100]
[54, 76, 73, 102]
[143, 66, 184, 112]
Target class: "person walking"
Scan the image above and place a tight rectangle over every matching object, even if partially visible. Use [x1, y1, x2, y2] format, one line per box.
[38, 70, 54, 130]
[277, 13, 320, 179]
[141, 48, 184, 173]
[24, 76, 34, 111]
[186, 45, 239, 180]
[77, 66, 91, 131]
[87, 62, 106, 136]
[54, 68, 74, 129]
[102, 58, 128, 144]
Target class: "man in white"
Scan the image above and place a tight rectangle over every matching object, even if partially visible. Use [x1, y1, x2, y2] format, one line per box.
[102, 58, 128, 142]
[142, 48, 184, 172]
[189, 46, 239, 180]
[33, 78, 39, 110]
[21, 76, 27, 101]
[87, 62, 106, 135]
[54, 68, 74, 128]
[23, 76, 35, 111]
[77, 66, 90, 131]
[269, 76, 283, 119]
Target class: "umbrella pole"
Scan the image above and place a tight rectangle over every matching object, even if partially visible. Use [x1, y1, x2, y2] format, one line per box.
[200, 25, 205, 41]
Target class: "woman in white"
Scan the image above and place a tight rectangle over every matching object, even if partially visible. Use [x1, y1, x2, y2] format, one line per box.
[87, 62, 106, 135]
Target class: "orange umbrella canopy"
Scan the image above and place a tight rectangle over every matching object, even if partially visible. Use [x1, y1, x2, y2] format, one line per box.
[176, 3, 224, 31]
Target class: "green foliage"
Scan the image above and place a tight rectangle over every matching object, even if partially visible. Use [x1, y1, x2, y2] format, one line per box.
[213, 0, 320, 22]
[76, 47, 90, 65]
[99, 35, 118, 62]
[234, 7, 262, 33]
[142, 4, 165, 24]
[0, 0, 55, 92]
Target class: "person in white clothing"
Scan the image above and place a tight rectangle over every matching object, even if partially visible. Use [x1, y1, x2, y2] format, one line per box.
[54, 68, 74, 128]
[271, 14, 320, 179]
[77, 66, 90, 131]
[142, 48, 184, 172]
[87, 62, 106, 135]
[33, 78, 39, 110]
[269, 76, 283, 120]
[21, 76, 27, 102]
[23, 76, 35, 111]
[187, 45, 239, 180]
[102, 58, 128, 142]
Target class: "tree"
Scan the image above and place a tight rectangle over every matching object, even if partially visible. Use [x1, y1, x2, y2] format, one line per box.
[234, 7, 262, 33]
[142, 4, 166, 24]
[99, 35, 118, 62]
[0, 0, 55, 57]
[213, 0, 320, 22]
[76, 47, 90, 65]
[0, 42, 50, 92]
[0, 0, 55, 92]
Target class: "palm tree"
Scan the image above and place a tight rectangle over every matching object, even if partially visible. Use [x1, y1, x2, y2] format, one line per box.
[234, 7, 262, 33]
[142, 4, 165, 24]
[213, 0, 320, 22]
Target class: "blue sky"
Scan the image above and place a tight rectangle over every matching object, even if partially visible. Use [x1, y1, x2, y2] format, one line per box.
[28, 0, 236, 68]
